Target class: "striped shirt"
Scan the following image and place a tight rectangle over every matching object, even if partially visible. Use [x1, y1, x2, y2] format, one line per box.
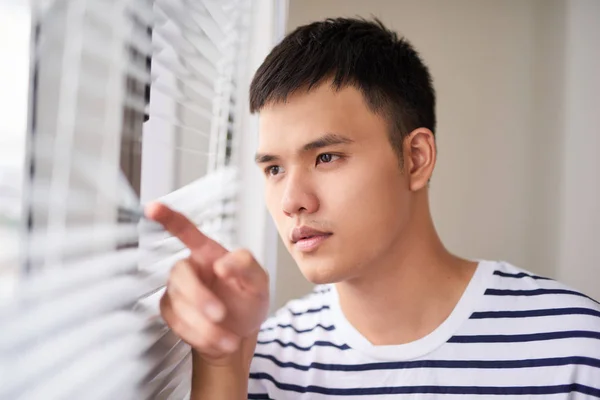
[247, 260, 600, 399]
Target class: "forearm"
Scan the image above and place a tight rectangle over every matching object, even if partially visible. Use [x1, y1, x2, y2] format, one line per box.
[190, 333, 258, 400]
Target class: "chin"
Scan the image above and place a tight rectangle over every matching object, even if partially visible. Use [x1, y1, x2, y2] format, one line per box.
[296, 257, 347, 285]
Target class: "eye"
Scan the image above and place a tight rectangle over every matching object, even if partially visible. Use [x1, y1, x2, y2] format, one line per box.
[316, 153, 339, 165]
[265, 165, 283, 177]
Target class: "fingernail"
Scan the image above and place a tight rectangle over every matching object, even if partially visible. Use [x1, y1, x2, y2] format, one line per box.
[219, 337, 237, 352]
[204, 302, 225, 322]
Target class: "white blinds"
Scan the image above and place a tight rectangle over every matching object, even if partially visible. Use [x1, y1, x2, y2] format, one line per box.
[0, 0, 254, 399]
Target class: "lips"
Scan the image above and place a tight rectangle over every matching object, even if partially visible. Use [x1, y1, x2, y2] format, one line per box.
[290, 226, 332, 243]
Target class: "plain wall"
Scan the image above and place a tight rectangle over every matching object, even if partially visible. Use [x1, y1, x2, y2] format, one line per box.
[273, 0, 600, 309]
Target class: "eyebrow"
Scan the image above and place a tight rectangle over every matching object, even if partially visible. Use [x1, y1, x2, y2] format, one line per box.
[254, 133, 354, 164]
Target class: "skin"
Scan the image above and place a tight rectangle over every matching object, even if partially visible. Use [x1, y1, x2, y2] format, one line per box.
[147, 80, 478, 398]
[257, 82, 477, 344]
[146, 203, 268, 399]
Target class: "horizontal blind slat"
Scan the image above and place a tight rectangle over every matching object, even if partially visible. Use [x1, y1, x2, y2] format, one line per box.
[3, 0, 252, 398]
[0, 311, 152, 396]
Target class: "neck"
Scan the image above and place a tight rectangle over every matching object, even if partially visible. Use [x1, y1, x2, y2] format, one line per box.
[334, 192, 477, 345]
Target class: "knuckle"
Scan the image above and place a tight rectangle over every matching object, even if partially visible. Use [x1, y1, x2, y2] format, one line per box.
[171, 259, 189, 276]
[235, 248, 255, 265]
[168, 260, 191, 291]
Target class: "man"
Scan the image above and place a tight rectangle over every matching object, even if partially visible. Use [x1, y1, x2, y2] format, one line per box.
[146, 18, 600, 399]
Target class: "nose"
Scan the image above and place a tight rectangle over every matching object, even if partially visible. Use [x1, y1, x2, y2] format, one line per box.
[281, 170, 319, 217]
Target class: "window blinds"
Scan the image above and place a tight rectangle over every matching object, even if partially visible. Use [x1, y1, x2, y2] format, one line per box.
[0, 0, 254, 398]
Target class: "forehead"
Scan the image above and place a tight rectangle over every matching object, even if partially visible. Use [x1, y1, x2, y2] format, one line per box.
[257, 83, 388, 151]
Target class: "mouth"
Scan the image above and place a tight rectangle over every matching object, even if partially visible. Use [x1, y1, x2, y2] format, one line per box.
[293, 233, 332, 252]
[290, 226, 333, 252]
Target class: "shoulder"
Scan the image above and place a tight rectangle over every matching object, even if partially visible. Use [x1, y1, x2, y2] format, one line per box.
[484, 261, 600, 313]
[478, 261, 600, 356]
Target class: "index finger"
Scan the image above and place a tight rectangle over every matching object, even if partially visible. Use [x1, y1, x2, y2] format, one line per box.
[144, 202, 226, 264]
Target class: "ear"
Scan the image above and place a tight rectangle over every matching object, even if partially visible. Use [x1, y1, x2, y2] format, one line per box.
[403, 128, 436, 191]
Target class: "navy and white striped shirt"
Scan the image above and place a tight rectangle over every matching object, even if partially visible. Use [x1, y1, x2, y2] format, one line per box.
[248, 260, 600, 399]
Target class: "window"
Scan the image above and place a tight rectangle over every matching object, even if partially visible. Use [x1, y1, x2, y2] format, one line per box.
[0, 0, 286, 398]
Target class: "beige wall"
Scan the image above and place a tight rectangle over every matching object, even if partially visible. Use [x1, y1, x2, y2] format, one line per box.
[274, 0, 600, 309]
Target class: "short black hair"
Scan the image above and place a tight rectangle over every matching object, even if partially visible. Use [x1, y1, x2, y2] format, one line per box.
[249, 17, 436, 158]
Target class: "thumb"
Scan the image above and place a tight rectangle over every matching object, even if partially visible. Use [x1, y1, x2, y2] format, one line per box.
[213, 249, 268, 298]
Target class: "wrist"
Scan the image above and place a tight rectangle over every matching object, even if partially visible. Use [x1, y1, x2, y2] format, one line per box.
[190, 332, 259, 400]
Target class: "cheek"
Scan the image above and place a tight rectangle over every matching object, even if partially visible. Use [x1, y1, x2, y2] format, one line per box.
[325, 162, 407, 249]
[325, 161, 405, 217]
[264, 186, 278, 215]
[264, 185, 287, 234]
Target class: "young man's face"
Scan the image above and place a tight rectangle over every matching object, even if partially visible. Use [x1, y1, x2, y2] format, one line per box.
[256, 83, 412, 284]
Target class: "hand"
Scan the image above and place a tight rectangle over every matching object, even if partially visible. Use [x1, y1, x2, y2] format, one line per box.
[145, 202, 270, 365]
